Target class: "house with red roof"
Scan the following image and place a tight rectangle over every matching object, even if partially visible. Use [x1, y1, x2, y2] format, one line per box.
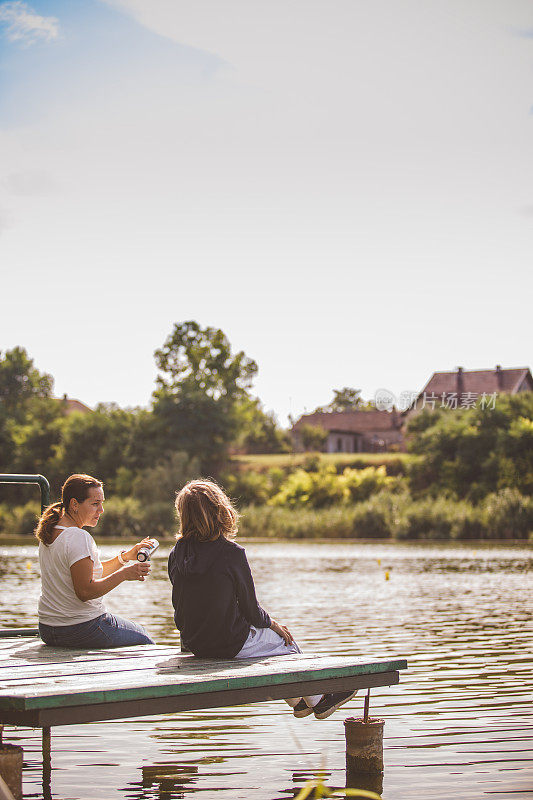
[291, 366, 532, 453]
[291, 408, 404, 453]
[55, 394, 92, 416]
[403, 365, 533, 421]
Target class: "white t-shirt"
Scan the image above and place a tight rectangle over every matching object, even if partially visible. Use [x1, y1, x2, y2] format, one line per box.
[38, 526, 106, 626]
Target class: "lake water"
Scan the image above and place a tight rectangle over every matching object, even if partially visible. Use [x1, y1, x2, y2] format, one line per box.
[1, 540, 532, 800]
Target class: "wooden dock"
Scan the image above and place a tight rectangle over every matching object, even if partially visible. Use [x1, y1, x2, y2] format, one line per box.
[0, 631, 407, 798]
[0, 633, 407, 728]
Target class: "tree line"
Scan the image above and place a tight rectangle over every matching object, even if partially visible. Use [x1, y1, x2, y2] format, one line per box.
[0, 322, 292, 495]
[1, 320, 532, 540]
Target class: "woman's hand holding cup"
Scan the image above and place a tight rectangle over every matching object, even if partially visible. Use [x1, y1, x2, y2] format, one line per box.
[123, 538, 154, 562]
[122, 561, 151, 581]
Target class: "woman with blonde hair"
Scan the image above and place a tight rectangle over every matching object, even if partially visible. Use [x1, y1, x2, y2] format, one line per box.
[36, 473, 155, 648]
[168, 479, 356, 720]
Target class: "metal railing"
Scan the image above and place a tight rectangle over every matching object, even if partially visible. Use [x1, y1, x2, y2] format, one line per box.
[0, 474, 51, 514]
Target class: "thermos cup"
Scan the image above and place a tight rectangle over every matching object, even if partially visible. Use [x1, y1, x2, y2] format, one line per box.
[137, 539, 159, 562]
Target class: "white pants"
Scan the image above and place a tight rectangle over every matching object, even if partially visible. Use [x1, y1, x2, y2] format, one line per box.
[235, 626, 322, 708]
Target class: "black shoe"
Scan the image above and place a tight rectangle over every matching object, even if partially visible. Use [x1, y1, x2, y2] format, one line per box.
[313, 690, 358, 720]
[293, 699, 314, 718]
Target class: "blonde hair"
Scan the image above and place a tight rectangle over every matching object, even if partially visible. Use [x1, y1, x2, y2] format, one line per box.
[175, 480, 238, 542]
[35, 474, 102, 545]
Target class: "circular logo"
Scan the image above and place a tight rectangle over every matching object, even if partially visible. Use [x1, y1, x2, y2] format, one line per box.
[374, 388, 395, 411]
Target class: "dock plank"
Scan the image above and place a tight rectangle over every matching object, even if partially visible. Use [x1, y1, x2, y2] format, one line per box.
[0, 636, 407, 728]
[0, 647, 180, 669]
[2, 652, 405, 684]
[0, 640, 178, 659]
[2, 655, 407, 706]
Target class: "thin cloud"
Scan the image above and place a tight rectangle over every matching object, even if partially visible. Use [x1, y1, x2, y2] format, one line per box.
[0, 1, 59, 46]
[4, 170, 58, 196]
[509, 26, 533, 38]
[0, 207, 12, 234]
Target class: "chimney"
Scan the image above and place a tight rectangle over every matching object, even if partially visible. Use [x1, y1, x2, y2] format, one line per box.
[495, 365, 503, 389]
[456, 366, 464, 396]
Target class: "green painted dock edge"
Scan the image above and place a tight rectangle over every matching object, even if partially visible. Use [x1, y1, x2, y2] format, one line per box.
[1, 659, 407, 712]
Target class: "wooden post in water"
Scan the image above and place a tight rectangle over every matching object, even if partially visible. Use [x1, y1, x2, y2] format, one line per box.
[42, 727, 51, 800]
[0, 727, 22, 800]
[344, 690, 385, 795]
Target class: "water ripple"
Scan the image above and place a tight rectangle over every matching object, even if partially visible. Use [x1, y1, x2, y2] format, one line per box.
[3, 541, 532, 799]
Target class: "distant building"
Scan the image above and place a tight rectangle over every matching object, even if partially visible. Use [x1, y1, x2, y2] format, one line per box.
[291, 365, 532, 454]
[56, 394, 92, 416]
[291, 409, 404, 454]
[403, 365, 533, 421]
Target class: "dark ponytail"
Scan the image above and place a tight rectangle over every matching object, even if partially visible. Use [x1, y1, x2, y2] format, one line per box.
[34, 474, 102, 545]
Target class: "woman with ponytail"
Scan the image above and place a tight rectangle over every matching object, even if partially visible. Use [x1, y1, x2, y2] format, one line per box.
[36, 474, 155, 648]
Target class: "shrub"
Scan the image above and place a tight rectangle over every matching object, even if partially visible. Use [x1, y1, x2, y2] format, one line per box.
[381, 457, 408, 477]
[142, 502, 177, 539]
[0, 504, 13, 535]
[266, 467, 285, 493]
[448, 500, 484, 540]
[342, 465, 398, 502]
[481, 488, 533, 539]
[395, 496, 455, 540]
[0, 501, 40, 536]
[239, 505, 358, 539]
[351, 503, 391, 538]
[352, 490, 407, 538]
[392, 495, 483, 541]
[301, 454, 322, 472]
[299, 424, 328, 452]
[223, 470, 272, 506]
[269, 465, 349, 509]
[269, 464, 403, 509]
[131, 451, 200, 505]
[96, 497, 144, 538]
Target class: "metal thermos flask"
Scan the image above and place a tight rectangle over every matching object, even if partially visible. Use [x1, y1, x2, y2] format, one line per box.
[137, 539, 159, 562]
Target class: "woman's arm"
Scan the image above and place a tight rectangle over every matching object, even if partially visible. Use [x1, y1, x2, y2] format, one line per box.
[234, 551, 294, 646]
[101, 538, 153, 578]
[71, 557, 150, 601]
[234, 550, 272, 628]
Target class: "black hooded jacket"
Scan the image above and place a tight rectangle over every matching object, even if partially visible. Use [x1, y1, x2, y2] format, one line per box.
[167, 536, 271, 658]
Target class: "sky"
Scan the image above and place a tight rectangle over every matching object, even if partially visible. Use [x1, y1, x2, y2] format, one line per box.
[1, 0, 532, 424]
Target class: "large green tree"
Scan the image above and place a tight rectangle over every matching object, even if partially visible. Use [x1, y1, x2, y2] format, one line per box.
[51, 404, 155, 492]
[152, 321, 258, 469]
[0, 348, 56, 475]
[406, 393, 533, 502]
[233, 397, 291, 454]
[0, 347, 53, 415]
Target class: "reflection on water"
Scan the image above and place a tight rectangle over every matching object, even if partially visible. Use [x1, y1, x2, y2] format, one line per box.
[2, 541, 532, 799]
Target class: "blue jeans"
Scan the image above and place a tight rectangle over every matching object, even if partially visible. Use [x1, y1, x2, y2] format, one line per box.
[39, 613, 154, 649]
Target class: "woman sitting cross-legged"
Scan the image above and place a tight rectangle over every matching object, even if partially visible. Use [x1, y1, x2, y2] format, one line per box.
[36, 473, 155, 649]
[167, 479, 357, 720]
